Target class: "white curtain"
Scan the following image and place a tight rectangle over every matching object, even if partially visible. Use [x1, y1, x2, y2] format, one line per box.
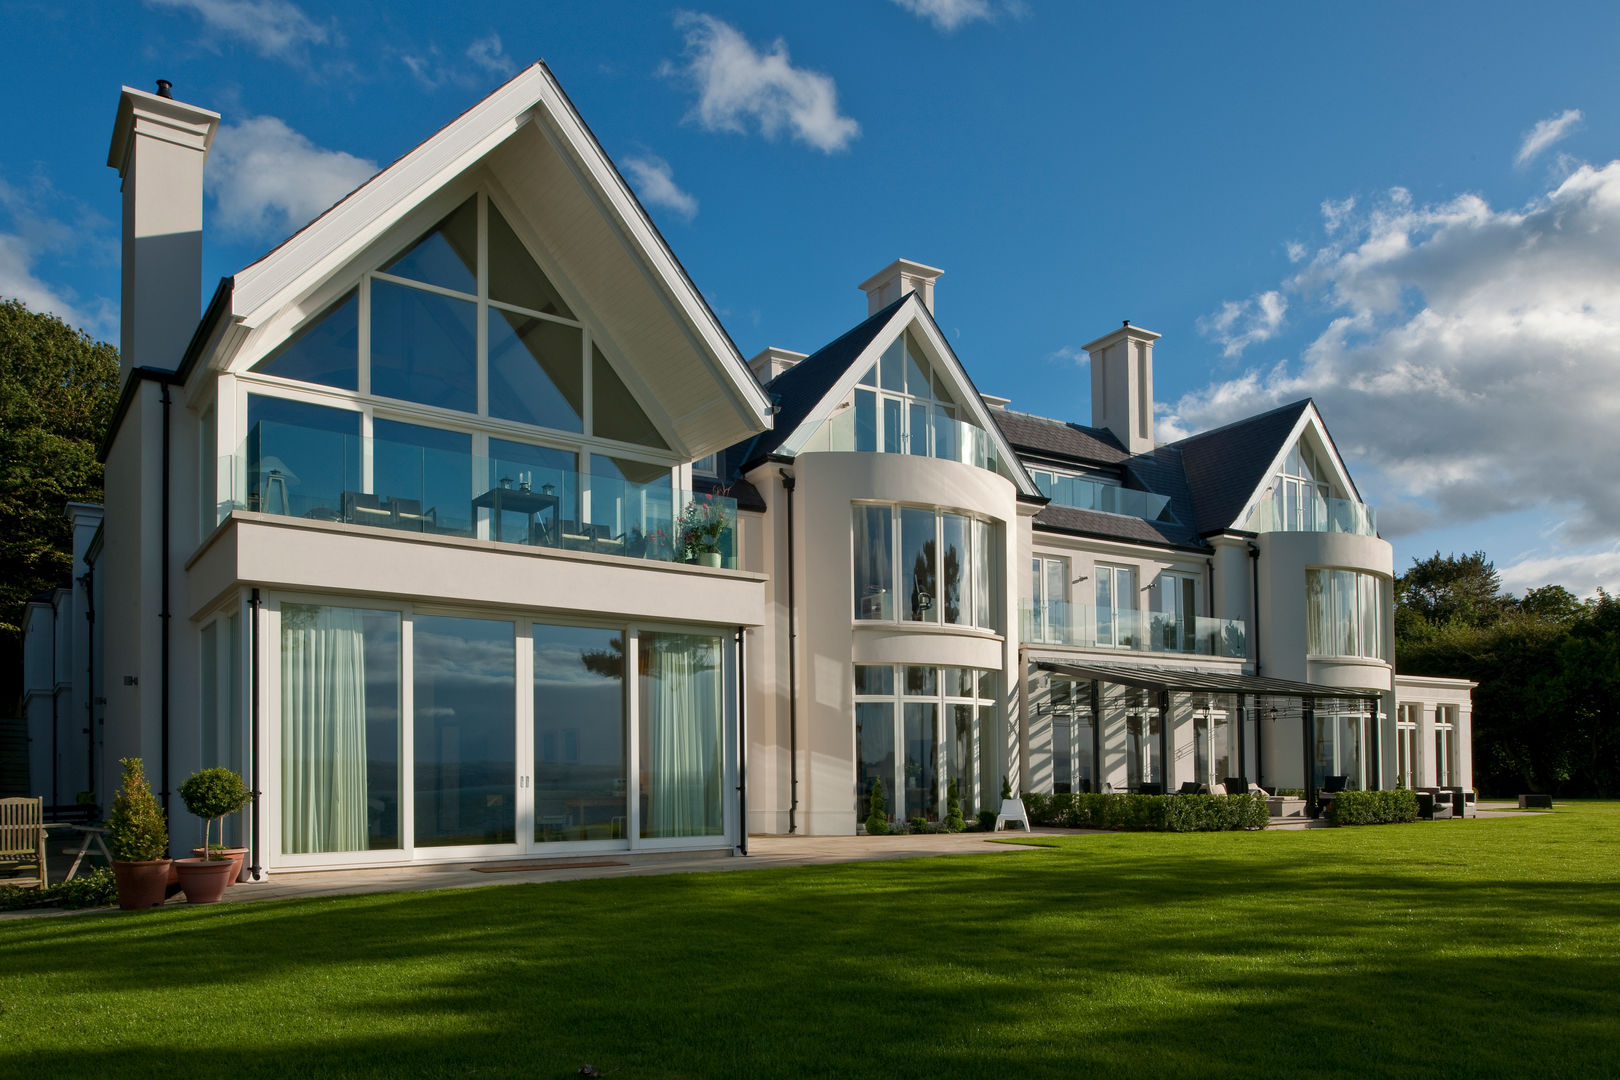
[642, 634, 722, 838]
[281, 605, 369, 853]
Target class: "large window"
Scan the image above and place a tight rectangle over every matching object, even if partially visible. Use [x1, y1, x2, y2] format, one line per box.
[1095, 565, 1139, 649]
[638, 633, 726, 839]
[413, 615, 517, 847]
[1314, 708, 1369, 791]
[1049, 678, 1095, 793]
[851, 332, 963, 459]
[1396, 704, 1419, 789]
[533, 624, 625, 843]
[1031, 556, 1069, 642]
[854, 664, 996, 825]
[853, 504, 998, 630]
[1153, 572, 1198, 653]
[1434, 705, 1455, 787]
[1306, 569, 1384, 659]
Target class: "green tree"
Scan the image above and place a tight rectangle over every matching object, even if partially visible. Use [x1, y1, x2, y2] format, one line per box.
[1396, 550, 1509, 631]
[0, 298, 120, 711]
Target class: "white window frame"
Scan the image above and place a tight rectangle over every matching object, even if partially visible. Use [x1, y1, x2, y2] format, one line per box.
[1433, 705, 1455, 787]
[1094, 564, 1139, 649]
[853, 664, 995, 824]
[851, 502, 998, 632]
[1031, 555, 1070, 642]
[1306, 568, 1385, 660]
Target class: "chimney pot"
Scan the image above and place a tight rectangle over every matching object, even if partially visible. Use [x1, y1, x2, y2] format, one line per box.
[155, 79, 173, 99]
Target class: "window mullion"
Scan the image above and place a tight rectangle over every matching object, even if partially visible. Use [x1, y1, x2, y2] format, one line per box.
[477, 192, 489, 418]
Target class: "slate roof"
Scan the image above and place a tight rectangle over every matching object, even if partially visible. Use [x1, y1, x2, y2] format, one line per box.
[991, 409, 1128, 466]
[1174, 399, 1312, 535]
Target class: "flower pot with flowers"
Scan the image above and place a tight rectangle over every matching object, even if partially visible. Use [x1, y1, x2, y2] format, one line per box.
[174, 768, 254, 904]
[107, 757, 171, 910]
[677, 496, 731, 568]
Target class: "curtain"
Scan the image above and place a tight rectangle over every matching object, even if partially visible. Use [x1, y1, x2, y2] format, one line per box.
[642, 634, 723, 838]
[1306, 569, 1327, 655]
[281, 604, 369, 853]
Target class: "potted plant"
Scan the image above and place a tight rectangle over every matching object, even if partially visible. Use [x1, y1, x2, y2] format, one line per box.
[107, 757, 171, 910]
[677, 496, 730, 568]
[174, 767, 253, 904]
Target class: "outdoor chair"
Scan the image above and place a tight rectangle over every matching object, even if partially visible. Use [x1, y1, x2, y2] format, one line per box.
[1322, 774, 1349, 794]
[342, 490, 392, 528]
[390, 497, 437, 533]
[994, 797, 1031, 833]
[0, 797, 48, 889]
[1221, 776, 1252, 796]
[1177, 781, 1205, 795]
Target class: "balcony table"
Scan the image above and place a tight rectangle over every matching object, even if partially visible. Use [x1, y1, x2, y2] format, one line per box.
[472, 486, 560, 546]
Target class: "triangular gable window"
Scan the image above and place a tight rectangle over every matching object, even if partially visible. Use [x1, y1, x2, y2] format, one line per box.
[250, 289, 358, 390]
[593, 346, 668, 450]
[382, 197, 477, 294]
[489, 204, 574, 319]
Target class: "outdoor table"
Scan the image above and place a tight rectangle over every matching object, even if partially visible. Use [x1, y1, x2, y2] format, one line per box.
[472, 486, 560, 546]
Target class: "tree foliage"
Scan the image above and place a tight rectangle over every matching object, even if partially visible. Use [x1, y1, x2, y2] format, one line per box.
[1396, 549, 1620, 796]
[0, 298, 120, 709]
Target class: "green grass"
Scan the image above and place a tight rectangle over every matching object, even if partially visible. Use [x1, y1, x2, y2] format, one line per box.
[4, 806, 1618, 1079]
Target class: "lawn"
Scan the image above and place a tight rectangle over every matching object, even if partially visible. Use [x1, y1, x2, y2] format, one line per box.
[3, 806, 1618, 1079]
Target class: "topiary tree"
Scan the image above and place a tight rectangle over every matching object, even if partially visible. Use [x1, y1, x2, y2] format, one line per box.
[107, 757, 168, 862]
[177, 768, 253, 860]
[864, 777, 889, 835]
[1000, 775, 1013, 801]
[944, 778, 966, 832]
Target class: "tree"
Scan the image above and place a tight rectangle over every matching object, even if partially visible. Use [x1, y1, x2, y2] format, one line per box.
[0, 298, 120, 712]
[1396, 550, 1507, 630]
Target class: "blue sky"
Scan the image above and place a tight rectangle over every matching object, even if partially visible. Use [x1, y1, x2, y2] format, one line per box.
[4, 0, 1619, 594]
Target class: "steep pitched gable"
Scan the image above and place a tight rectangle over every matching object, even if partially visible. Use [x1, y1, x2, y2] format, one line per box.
[1173, 399, 1313, 534]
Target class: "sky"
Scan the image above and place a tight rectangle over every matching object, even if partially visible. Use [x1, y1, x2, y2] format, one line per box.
[3, 0, 1618, 596]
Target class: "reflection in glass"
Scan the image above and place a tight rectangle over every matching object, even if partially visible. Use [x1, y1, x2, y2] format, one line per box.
[855, 702, 894, 822]
[246, 395, 360, 519]
[488, 203, 575, 317]
[534, 624, 625, 842]
[901, 507, 936, 622]
[370, 280, 477, 413]
[854, 665, 893, 696]
[949, 703, 977, 816]
[488, 439, 577, 542]
[372, 419, 473, 536]
[904, 702, 938, 820]
[588, 454, 673, 552]
[487, 309, 583, 431]
[638, 632, 725, 838]
[593, 346, 668, 449]
[853, 506, 893, 620]
[413, 615, 516, 846]
[854, 389, 877, 452]
[280, 604, 400, 853]
[382, 196, 477, 294]
[252, 290, 358, 390]
[941, 513, 967, 624]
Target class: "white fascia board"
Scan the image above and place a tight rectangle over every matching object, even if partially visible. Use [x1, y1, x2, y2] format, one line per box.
[1230, 402, 1363, 528]
[776, 294, 1041, 499]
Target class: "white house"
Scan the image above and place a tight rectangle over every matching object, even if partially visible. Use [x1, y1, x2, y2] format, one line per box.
[21, 65, 1472, 875]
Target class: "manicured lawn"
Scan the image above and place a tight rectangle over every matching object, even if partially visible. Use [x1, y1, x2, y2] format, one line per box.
[4, 806, 1618, 1079]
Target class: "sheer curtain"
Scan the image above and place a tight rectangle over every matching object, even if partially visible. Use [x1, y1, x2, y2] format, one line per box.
[641, 634, 723, 838]
[281, 604, 369, 853]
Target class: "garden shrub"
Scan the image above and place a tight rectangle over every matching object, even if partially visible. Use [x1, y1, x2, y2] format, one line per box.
[864, 778, 889, 835]
[944, 779, 966, 832]
[0, 867, 117, 911]
[1329, 788, 1419, 825]
[976, 809, 998, 831]
[1020, 791, 1266, 832]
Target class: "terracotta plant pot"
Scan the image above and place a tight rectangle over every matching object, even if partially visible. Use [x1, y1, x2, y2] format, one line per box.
[112, 859, 173, 910]
[191, 847, 247, 885]
[174, 857, 237, 904]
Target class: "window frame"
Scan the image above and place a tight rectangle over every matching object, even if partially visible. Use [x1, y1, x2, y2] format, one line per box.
[851, 502, 999, 631]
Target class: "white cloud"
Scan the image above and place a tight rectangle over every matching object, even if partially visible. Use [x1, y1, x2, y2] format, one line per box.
[1285, 240, 1307, 263]
[0, 175, 116, 337]
[206, 116, 377, 240]
[1048, 345, 1087, 365]
[1516, 108, 1582, 166]
[890, 0, 994, 31]
[622, 155, 699, 221]
[1321, 196, 1356, 234]
[145, 0, 331, 61]
[1499, 545, 1620, 599]
[465, 32, 515, 77]
[1163, 163, 1620, 556]
[666, 13, 859, 153]
[1197, 289, 1287, 358]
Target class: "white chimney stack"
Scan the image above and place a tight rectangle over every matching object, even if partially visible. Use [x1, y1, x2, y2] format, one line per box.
[107, 82, 219, 378]
[858, 258, 943, 316]
[747, 346, 808, 384]
[1085, 321, 1160, 455]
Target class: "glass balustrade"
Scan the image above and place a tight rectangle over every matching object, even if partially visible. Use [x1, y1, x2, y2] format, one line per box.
[219, 421, 737, 569]
[1248, 495, 1378, 536]
[1032, 473, 1173, 522]
[804, 405, 1000, 473]
[1020, 601, 1247, 659]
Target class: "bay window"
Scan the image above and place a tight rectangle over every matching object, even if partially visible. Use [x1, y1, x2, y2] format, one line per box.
[1306, 569, 1384, 659]
[852, 504, 998, 630]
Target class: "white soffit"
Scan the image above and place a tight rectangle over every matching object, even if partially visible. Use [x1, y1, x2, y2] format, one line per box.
[226, 62, 770, 449]
[778, 294, 1041, 498]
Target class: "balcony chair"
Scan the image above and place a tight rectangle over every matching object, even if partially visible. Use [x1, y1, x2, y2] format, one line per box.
[389, 497, 437, 533]
[0, 797, 48, 889]
[342, 490, 393, 528]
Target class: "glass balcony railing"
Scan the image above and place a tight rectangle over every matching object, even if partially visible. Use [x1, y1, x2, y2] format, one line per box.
[218, 421, 737, 569]
[1020, 601, 1247, 659]
[1032, 473, 1173, 522]
[802, 404, 1000, 474]
[1248, 496, 1377, 537]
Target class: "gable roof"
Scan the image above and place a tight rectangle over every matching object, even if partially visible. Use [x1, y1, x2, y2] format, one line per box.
[992, 409, 1128, 466]
[213, 61, 770, 457]
[1174, 399, 1313, 535]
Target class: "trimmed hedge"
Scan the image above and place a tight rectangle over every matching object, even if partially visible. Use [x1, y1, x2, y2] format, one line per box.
[1021, 792, 1268, 832]
[1329, 788, 1420, 825]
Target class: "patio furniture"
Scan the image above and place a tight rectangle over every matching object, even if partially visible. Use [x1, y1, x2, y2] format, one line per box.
[472, 485, 559, 546]
[1322, 774, 1349, 794]
[343, 490, 393, 528]
[1519, 794, 1553, 809]
[59, 825, 114, 881]
[1176, 781, 1205, 795]
[994, 797, 1031, 833]
[390, 497, 437, 533]
[0, 797, 48, 889]
[1136, 782, 1163, 796]
[1221, 776, 1252, 796]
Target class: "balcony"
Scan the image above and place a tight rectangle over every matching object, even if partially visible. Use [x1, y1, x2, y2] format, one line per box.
[1021, 601, 1247, 659]
[1032, 473, 1173, 522]
[1248, 495, 1377, 537]
[218, 421, 738, 569]
[801, 403, 1000, 474]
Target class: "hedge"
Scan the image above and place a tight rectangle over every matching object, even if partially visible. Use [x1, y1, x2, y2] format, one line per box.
[1020, 791, 1268, 832]
[1328, 788, 1420, 825]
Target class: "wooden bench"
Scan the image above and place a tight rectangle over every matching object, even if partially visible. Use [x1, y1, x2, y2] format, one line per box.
[1519, 794, 1553, 809]
[0, 797, 47, 889]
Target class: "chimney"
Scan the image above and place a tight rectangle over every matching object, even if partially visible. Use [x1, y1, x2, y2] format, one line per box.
[1084, 320, 1160, 454]
[858, 258, 943, 316]
[107, 82, 220, 378]
[747, 346, 808, 384]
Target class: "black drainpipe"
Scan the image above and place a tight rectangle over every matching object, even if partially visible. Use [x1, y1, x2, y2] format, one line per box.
[79, 567, 96, 803]
[50, 595, 59, 809]
[735, 626, 748, 856]
[779, 469, 798, 834]
[1247, 542, 1262, 675]
[249, 588, 262, 880]
[159, 383, 173, 819]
